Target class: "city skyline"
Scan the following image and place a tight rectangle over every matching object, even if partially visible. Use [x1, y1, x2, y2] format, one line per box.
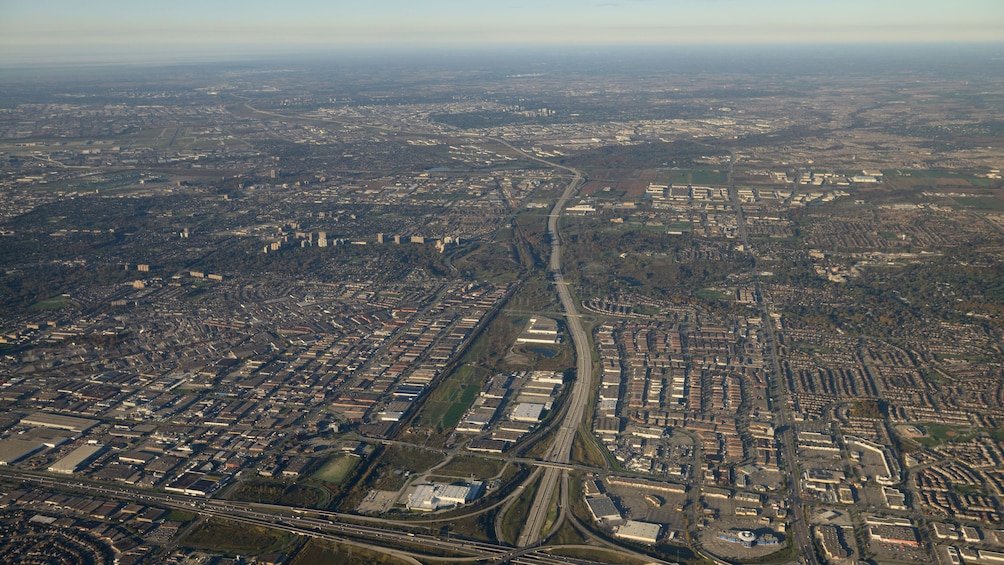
[1, 0, 1002, 65]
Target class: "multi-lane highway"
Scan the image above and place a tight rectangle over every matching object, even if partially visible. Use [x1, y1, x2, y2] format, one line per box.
[3, 469, 637, 565]
[513, 160, 598, 547]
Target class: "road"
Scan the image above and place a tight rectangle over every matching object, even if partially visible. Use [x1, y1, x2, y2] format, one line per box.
[726, 152, 819, 565]
[3, 469, 645, 565]
[511, 155, 596, 547]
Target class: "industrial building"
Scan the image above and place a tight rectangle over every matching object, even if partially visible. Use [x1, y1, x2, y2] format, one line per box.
[515, 317, 560, 344]
[20, 413, 99, 434]
[511, 403, 546, 423]
[407, 481, 483, 511]
[0, 439, 45, 465]
[48, 444, 105, 474]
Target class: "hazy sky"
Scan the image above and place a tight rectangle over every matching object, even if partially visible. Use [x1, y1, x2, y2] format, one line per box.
[1, 0, 1002, 63]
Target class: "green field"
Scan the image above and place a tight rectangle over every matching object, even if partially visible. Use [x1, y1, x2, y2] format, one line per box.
[30, 295, 70, 310]
[183, 518, 292, 555]
[291, 539, 411, 565]
[361, 445, 449, 492]
[164, 510, 197, 523]
[499, 471, 542, 545]
[312, 454, 360, 485]
[570, 428, 613, 469]
[882, 169, 1001, 188]
[696, 288, 731, 301]
[914, 423, 981, 447]
[435, 455, 505, 478]
[548, 547, 648, 565]
[657, 168, 729, 186]
[954, 196, 1004, 210]
[227, 480, 326, 507]
[419, 363, 487, 431]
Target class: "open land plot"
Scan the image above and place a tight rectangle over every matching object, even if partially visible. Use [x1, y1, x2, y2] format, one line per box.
[29, 294, 70, 310]
[655, 168, 729, 186]
[290, 538, 412, 565]
[312, 454, 360, 485]
[226, 480, 327, 508]
[183, 518, 294, 555]
[416, 363, 488, 431]
[434, 455, 505, 479]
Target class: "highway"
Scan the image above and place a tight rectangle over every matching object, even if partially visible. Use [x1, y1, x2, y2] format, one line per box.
[2, 469, 641, 565]
[512, 156, 597, 547]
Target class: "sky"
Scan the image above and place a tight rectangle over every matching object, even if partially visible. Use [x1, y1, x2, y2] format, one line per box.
[1, 0, 1002, 64]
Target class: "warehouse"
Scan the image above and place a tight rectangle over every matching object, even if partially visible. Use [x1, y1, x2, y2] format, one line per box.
[20, 413, 99, 434]
[407, 481, 483, 511]
[49, 444, 105, 474]
[0, 439, 44, 465]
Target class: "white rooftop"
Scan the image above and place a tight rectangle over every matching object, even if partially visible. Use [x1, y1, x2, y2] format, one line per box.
[616, 520, 662, 544]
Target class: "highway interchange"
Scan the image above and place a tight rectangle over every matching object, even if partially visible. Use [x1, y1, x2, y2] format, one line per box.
[2, 468, 655, 565]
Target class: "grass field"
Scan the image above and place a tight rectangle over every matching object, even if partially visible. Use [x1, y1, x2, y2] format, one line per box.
[547, 520, 590, 547]
[30, 295, 70, 310]
[570, 428, 612, 469]
[914, 423, 980, 447]
[656, 168, 729, 186]
[499, 471, 541, 545]
[547, 547, 648, 565]
[227, 480, 326, 508]
[183, 518, 292, 555]
[164, 510, 197, 523]
[312, 454, 359, 485]
[291, 539, 410, 565]
[372, 445, 448, 489]
[542, 476, 561, 535]
[954, 196, 1004, 210]
[418, 363, 488, 431]
[696, 288, 731, 301]
[435, 455, 505, 478]
[664, 221, 694, 231]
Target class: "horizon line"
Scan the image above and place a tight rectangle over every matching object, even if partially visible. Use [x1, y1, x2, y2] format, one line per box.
[3, 40, 1004, 69]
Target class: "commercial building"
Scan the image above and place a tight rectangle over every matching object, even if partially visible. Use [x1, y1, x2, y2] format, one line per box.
[815, 525, 850, 560]
[869, 524, 921, 547]
[164, 472, 218, 497]
[957, 547, 1004, 564]
[19, 427, 73, 448]
[585, 496, 621, 522]
[846, 436, 900, 485]
[718, 529, 781, 548]
[467, 438, 507, 453]
[615, 520, 662, 544]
